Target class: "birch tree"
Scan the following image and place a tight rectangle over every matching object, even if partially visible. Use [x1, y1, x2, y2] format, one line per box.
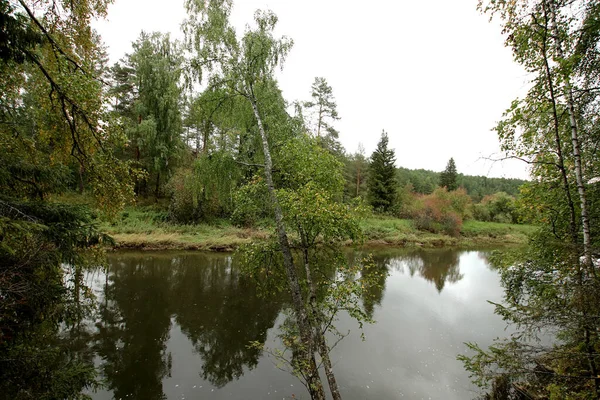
[183, 3, 378, 399]
[183, 2, 327, 398]
[460, 1, 600, 398]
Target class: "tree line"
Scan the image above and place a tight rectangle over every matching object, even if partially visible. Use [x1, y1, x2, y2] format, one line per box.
[105, 32, 527, 228]
[0, 0, 532, 395]
[3, 0, 599, 398]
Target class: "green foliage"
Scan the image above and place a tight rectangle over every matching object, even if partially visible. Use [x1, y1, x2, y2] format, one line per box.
[460, 220, 536, 238]
[391, 183, 420, 218]
[0, 2, 136, 398]
[302, 77, 343, 156]
[0, 0, 136, 214]
[304, 77, 339, 137]
[278, 183, 364, 246]
[440, 157, 458, 191]
[243, 253, 382, 384]
[344, 144, 369, 201]
[0, 0, 42, 64]
[396, 167, 438, 195]
[396, 167, 526, 199]
[231, 177, 271, 227]
[166, 167, 201, 223]
[473, 192, 519, 224]
[368, 130, 397, 213]
[460, 1, 600, 398]
[461, 231, 600, 398]
[0, 200, 108, 399]
[278, 135, 345, 197]
[112, 31, 184, 197]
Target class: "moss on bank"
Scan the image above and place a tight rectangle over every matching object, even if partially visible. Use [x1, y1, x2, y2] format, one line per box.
[100, 208, 535, 251]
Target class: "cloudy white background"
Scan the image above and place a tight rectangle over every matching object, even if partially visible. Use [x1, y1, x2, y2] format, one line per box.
[93, 0, 531, 179]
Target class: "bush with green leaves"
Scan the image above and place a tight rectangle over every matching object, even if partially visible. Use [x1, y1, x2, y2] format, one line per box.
[473, 192, 518, 224]
[391, 183, 420, 218]
[231, 176, 271, 227]
[167, 167, 202, 223]
[168, 151, 241, 223]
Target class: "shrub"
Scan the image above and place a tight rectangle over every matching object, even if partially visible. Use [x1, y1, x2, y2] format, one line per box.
[411, 188, 467, 236]
[166, 167, 202, 223]
[231, 177, 271, 227]
[392, 183, 420, 218]
[473, 192, 519, 223]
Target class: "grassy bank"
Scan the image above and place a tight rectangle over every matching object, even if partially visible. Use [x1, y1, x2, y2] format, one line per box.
[100, 207, 536, 251]
[99, 207, 269, 251]
[360, 217, 535, 248]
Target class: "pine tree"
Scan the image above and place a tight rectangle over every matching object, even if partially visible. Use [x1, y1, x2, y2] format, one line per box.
[304, 77, 343, 156]
[368, 131, 397, 212]
[440, 157, 458, 191]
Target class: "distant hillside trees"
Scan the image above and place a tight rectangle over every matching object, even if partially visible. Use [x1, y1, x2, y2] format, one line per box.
[395, 167, 526, 200]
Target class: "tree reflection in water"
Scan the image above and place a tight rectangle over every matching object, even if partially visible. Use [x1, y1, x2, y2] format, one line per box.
[170, 253, 282, 387]
[89, 249, 470, 398]
[94, 255, 174, 400]
[371, 249, 464, 293]
[93, 252, 283, 397]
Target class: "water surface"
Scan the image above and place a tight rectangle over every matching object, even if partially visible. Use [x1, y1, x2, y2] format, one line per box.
[84, 248, 507, 400]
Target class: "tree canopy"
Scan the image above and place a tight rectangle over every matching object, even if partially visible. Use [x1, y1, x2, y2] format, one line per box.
[0, 0, 136, 398]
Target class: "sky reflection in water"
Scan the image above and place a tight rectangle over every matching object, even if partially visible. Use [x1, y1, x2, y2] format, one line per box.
[85, 249, 507, 400]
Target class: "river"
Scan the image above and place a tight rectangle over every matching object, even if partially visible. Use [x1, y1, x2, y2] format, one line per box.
[82, 248, 508, 400]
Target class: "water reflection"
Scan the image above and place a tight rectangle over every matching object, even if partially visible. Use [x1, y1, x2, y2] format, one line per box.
[169, 253, 282, 387]
[94, 255, 173, 400]
[92, 252, 283, 398]
[368, 248, 464, 293]
[83, 248, 504, 400]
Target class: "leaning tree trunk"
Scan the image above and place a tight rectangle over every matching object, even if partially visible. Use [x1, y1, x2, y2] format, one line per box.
[539, 11, 578, 244]
[249, 93, 326, 400]
[299, 229, 342, 400]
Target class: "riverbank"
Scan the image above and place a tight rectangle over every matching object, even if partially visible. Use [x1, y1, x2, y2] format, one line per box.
[100, 208, 535, 251]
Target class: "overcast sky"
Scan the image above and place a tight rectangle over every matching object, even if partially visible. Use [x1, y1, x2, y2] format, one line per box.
[93, 0, 531, 179]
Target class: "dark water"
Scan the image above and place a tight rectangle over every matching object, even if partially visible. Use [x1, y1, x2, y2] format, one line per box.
[83, 248, 507, 400]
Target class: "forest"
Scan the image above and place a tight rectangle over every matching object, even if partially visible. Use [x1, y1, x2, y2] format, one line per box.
[0, 0, 599, 399]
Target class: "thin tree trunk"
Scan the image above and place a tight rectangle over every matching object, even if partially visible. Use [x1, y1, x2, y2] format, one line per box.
[547, 4, 599, 397]
[548, 1, 594, 275]
[155, 171, 160, 200]
[249, 93, 326, 400]
[195, 128, 200, 158]
[317, 105, 323, 138]
[539, 9, 578, 243]
[78, 165, 85, 194]
[299, 228, 342, 400]
[203, 121, 210, 154]
[356, 165, 361, 198]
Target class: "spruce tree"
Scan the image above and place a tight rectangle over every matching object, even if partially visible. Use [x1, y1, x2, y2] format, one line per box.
[368, 131, 397, 212]
[440, 157, 458, 191]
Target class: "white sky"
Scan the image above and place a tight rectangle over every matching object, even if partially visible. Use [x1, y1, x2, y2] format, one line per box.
[93, 0, 531, 179]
